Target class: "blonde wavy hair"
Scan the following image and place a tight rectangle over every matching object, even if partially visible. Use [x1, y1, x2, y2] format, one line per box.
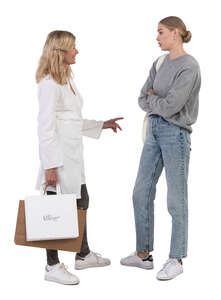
[36, 30, 76, 85]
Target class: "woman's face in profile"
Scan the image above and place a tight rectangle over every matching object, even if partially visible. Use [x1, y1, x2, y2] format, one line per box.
[156, 23, 176, 51]
[64, 41, 79, 65]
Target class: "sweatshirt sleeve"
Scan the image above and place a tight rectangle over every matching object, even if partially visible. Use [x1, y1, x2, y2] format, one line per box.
[138, 61, 157, 112]
[82, 119, 104, 139]
[37, 79, 64, 170]
[148, 67, 200, 118]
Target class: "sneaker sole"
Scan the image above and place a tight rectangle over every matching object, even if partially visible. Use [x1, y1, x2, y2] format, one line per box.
[120, 262, 154, 270]
[75, 262, 111, 270]
[156, 271, 183, 281]
[45, 277, 80, 285]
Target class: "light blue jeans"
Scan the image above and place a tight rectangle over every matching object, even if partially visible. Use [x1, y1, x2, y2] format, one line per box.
[133, 115, 191, 258]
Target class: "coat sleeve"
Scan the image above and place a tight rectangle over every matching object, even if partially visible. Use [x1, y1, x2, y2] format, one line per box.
[37, 79, 64, 170]
[73, 82, 104, 139]
[138, 61, 157, 112]
[82, 119, 104, 139]
[148, 67, 200, 118]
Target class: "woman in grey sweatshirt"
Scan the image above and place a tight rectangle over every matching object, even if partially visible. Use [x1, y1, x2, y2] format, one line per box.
[121, 16, 201, 281]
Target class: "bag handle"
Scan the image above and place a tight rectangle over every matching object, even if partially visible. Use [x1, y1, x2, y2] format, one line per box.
[40, 184, 62, 196]
[155, 53, 167, 72]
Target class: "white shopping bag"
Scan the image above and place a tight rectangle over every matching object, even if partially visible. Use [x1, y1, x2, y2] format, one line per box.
[24, 184, 79, 241]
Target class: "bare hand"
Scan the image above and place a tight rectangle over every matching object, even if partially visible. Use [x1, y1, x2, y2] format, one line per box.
[102, 117, 124, 133]
[45, 168, 57, 187]
[147, 89, 155, 95]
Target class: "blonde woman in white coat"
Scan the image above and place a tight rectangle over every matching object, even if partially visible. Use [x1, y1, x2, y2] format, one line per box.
[35, 30, 123, 285]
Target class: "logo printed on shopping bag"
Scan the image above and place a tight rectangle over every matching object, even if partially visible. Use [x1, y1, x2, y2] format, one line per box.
[43, 214, 61, 222]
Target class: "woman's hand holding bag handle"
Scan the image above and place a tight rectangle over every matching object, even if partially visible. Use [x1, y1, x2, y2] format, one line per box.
[45, 168, 57, 187]
[142, 54, 167, 143]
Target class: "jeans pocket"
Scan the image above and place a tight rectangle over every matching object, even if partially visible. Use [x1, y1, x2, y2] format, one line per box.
[181, 129, 192, 152]
[186, 132, 192, 151]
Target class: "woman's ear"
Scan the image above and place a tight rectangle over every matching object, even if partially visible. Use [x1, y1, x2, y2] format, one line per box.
[175, 28, 182, 40]
[173, 28, 179, 40]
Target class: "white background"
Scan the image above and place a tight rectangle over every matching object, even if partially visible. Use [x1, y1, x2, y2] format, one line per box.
[1, 0, 220, 298]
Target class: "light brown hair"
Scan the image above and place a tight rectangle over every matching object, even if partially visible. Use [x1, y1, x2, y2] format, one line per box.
[159, 16, 192, 43]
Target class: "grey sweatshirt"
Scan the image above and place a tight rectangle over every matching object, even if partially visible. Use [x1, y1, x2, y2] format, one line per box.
[138, 54, 201, 133]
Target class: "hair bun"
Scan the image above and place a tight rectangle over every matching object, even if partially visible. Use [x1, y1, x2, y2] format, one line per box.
[183, 30, 192, 43]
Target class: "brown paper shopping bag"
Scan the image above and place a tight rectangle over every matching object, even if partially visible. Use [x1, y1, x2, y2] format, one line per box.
[14, 200, 86, 252]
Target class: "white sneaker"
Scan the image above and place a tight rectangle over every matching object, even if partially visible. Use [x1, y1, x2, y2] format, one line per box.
[45, 263, 80, 285]
[120, 252, 154, 269]
[75, 251, 111, 270]
[157, 259, 183, 280]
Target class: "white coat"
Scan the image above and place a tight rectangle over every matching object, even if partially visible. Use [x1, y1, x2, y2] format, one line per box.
[35, 75, 104, 198]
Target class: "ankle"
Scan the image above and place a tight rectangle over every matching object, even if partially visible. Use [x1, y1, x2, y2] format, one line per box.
[137, 252, 150, 259]
[46, 263, 60, 271]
